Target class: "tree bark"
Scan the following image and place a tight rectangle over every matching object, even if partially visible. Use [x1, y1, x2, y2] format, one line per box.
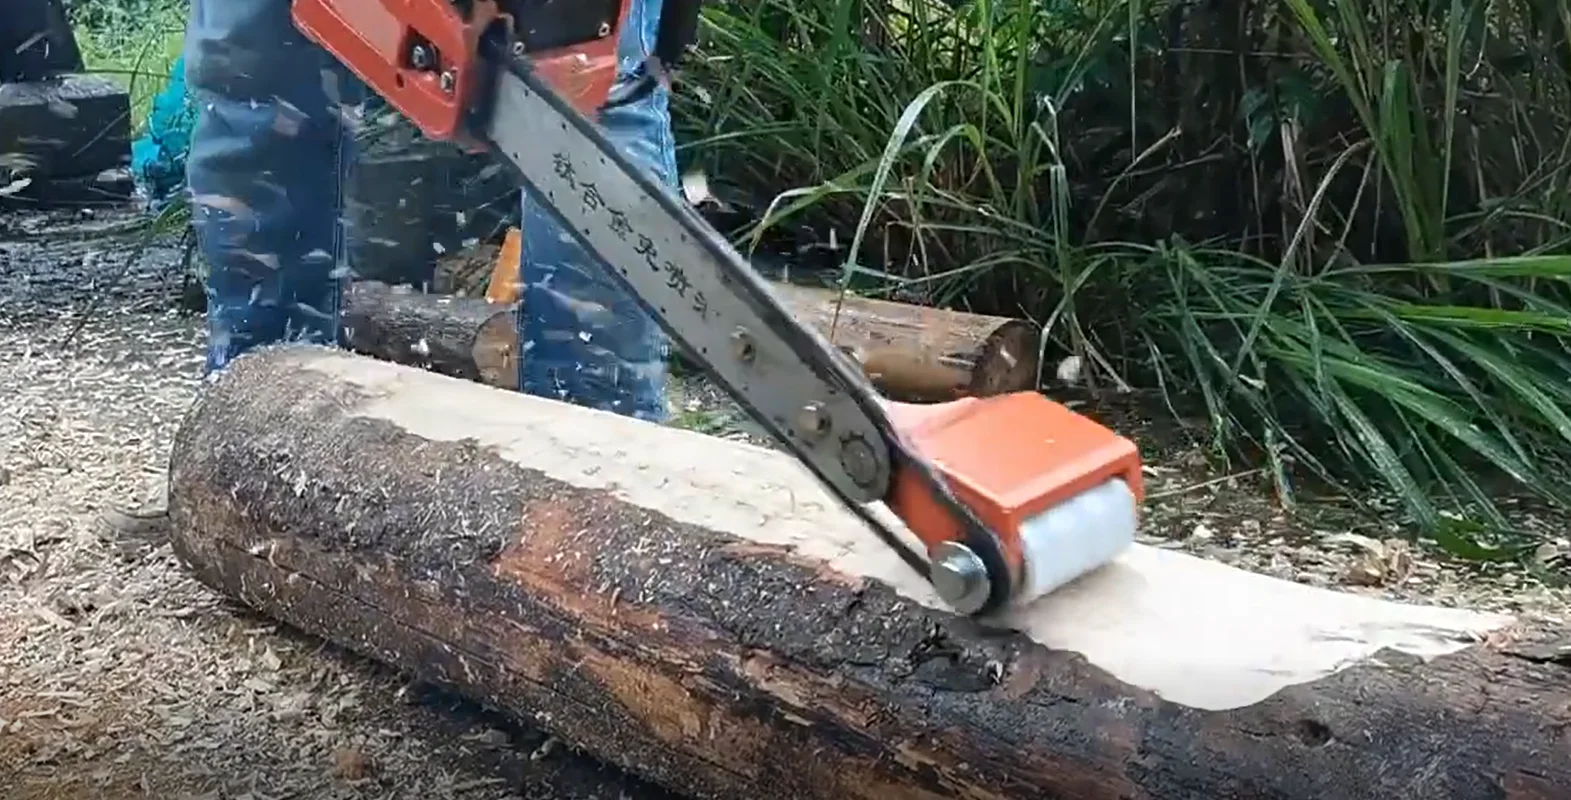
[340, 279, 518, 390]
[166, 346, 1566, 800]
[770, 283, 1041, 401]
[341, 278, 1039, 401]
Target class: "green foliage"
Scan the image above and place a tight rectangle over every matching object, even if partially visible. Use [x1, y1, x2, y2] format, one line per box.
[65, 0, 185, 124]
[75, 0, 1571, 557]
[671, 0, 1571, 555]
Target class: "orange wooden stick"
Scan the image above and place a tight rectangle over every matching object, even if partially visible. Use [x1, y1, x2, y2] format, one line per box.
[484, 226, 523, 305]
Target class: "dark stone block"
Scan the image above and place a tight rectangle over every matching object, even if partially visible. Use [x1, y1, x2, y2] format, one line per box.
[0, 0, 83, 82]
[0, 166, 133, 209]
[0, 74, 132, 180]
[345, 146, 440, 288]
[345, 112, 520, 289]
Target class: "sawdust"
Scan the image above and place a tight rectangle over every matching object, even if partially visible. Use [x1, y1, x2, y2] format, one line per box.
[0, 210, 669, 800]
[1131, 456, 1570, 618]
[1, 209, 1566, 798]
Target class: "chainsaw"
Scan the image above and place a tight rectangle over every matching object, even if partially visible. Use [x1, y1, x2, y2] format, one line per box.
[290, 0, 1145, 617]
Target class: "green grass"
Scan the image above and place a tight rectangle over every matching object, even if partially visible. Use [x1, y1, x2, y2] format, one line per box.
[74, 0, 1571, 561]
[68, 0, 186, 130]
[671, 0, 1571, 558]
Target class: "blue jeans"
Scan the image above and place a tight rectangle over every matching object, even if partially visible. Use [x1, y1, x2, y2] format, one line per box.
[183, 0, 672, 421]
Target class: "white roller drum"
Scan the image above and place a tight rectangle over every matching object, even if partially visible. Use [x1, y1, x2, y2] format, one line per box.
[1017, 477, 1138, 604]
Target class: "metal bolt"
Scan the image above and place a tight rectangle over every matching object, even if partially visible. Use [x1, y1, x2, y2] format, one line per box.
[797, 402, 831, 440]
[439, 70, 457, 94]
[598, 21, 613, 38]
[511, 41, 527, 58]
[930, 542, 991, 615]
[729, 327, 755, 363]
[838, 435, 880, 489]
[410, 44, 434, 70]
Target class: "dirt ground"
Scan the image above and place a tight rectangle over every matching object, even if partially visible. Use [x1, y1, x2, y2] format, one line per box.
[0, 210, 676, 799]
[1, 208, 1566, 799]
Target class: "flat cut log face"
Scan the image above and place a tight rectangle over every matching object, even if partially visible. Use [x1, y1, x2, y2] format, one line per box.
[167, 346, 1565, 800]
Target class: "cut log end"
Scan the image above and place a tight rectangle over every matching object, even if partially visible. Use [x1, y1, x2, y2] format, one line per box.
[968, 318, 1040, 397]
[167, 346, 1569, 800]
[469, 315, 517, 389]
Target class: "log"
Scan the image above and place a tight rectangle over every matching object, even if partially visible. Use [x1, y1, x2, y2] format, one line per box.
[769, 283, 1041, 400]
[345, 274, 1040, 401]
[0, 166, 132, 208]
[166, 345, 1568, 800]
[339, 279, 519, 390]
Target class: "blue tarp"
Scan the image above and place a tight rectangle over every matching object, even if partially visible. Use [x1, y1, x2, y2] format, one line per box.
[125, 56, 387, 206]
[129, 54, 196, 206]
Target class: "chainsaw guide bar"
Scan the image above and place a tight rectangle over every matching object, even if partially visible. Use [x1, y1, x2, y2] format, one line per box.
[288, 0, 1146, 618]
[478, 55, 1013, 612]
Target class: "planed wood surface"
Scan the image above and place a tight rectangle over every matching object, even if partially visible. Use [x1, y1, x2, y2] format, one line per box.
[166, 346, 1568, 800]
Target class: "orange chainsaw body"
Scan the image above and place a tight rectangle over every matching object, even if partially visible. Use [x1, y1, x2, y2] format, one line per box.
[291, 0, 627, 146]
[290, 0, 1146, 611]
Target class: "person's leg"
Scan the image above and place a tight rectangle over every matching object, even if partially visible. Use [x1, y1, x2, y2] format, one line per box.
[516, 0, 675, 422]
[184, 0, 363, 373]
[100, 0, 362, 534]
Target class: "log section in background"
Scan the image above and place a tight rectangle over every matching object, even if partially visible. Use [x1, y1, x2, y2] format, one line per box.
[340, 279, 519, 390]
[343, 277, 1040, 401]
[166, 346, 1568, 800]
[771, 283, 1041, 400]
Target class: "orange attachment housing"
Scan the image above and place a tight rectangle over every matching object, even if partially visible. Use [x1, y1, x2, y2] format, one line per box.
[291, 0, 626, 146]
[884, 393, 1144, 588]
